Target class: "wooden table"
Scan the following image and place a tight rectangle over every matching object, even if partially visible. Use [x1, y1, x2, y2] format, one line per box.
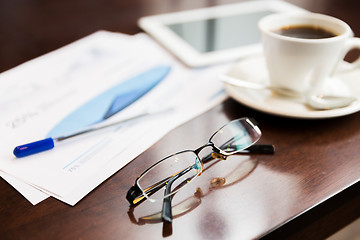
[1, 0, 359, 239]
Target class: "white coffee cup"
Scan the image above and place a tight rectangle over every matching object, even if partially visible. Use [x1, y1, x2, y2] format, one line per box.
[258, 12, 360, 97]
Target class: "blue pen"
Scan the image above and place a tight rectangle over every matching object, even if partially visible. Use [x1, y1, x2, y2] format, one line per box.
[13, 65, 171, 158]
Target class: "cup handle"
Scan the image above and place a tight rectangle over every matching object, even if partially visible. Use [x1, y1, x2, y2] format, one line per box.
[334, 37, 360, 73]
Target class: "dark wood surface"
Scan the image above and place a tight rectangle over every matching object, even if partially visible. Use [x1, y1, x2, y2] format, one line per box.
[1, 0, 360, 239]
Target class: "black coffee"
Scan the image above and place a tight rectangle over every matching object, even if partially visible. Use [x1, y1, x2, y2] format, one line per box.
[273, 25, 337, 39]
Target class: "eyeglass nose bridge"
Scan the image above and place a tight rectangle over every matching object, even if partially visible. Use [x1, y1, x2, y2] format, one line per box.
[194, 142, 227, 161]
[210, 152, 227, 160]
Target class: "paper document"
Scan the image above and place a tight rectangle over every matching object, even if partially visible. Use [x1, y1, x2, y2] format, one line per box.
[0, 31, 230, 205]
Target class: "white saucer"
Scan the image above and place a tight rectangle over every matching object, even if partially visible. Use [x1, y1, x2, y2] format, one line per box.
[224, 55, 360, 119]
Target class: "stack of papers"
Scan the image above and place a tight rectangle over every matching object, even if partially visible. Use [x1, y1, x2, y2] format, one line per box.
[0, 31, 230, 205]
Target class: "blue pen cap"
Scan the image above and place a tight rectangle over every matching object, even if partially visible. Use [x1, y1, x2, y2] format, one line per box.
[13, 138, 55, 158]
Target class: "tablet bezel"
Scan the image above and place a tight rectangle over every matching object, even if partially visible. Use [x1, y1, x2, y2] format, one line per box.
[138, 0, 306, 67]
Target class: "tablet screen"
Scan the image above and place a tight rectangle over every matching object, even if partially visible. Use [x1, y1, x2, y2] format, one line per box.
[139, 0, 306, 67]
[167, 10, 275, 53]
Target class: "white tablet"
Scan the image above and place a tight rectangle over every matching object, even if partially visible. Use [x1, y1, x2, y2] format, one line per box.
[138, 0, 306, 67]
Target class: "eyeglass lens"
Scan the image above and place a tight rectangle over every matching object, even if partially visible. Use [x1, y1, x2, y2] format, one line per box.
[210, 118, 261, 154]
[137, 150, 202, 202]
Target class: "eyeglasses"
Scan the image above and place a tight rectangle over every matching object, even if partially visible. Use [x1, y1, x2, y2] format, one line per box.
[126, 117, 273, 223]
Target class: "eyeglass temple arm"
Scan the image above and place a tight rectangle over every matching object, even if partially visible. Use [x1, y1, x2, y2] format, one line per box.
[162, 166, 192, 223]
[242, 144, 275, 154]
[202, 144, 275, 164]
